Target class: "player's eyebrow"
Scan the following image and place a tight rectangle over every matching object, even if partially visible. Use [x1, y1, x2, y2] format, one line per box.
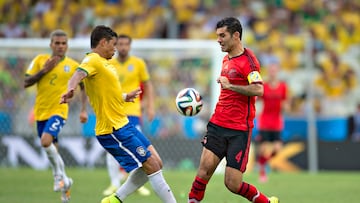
[54, 41, 67, 45]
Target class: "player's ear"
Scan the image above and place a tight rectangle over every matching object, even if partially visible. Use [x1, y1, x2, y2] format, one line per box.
[233, 31, 240, 40]
[99, 38, 107, 47]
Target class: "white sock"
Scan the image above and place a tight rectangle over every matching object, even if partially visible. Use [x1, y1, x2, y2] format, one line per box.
[148, 170, 176, 203]
[106, 153, 122, 187]
[44, 144, 62, 177]
[116, 168, 148, 200]
[57, 153, 70, 184]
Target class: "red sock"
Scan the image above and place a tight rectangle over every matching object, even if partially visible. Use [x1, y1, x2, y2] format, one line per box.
[238, 182, 269, 203]
[188, 176, 208, 201]
[258, 155, 268, 176]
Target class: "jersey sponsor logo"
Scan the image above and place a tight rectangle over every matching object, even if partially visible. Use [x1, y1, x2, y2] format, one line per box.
[247, 71, 262, 83]
[64, 65, 70, 72]
[136, 146, 147, 157]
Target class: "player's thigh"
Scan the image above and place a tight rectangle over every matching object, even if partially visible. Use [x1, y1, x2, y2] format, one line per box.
[196, 147, 221, 180]
[199, 123, 227, 179]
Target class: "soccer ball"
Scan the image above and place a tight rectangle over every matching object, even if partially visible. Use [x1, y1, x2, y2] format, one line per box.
[175, 88, 203, 116]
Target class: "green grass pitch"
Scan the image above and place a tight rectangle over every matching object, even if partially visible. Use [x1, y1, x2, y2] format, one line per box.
[0, 167, 359, 203]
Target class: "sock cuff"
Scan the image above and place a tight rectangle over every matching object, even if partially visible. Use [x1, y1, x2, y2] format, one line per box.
[148, 169, 162, 178]
[195, 176, 208, 184]
[44, 143, 56, 151]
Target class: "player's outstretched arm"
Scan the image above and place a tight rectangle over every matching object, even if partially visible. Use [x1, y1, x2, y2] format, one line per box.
[143, 80, 155, 121]
[124, 87, 142, 102]
[78, 82, 88, 123]
[60, 69, 87, 104]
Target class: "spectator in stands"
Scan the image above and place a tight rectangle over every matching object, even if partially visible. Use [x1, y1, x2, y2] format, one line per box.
[0, 18, 27, 38]
[314, 49, 357, 116]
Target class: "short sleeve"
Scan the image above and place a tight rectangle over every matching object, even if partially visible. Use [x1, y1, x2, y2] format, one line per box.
[25, 55, 41, 76]
[79, 55, 97, 76]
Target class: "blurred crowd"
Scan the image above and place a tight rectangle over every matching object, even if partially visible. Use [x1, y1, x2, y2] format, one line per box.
[0, 0, 360, 140]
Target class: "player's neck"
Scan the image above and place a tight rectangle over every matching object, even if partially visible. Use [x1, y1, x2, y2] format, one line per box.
[228, 47, 244, 58]
[269, 78, 279, 87]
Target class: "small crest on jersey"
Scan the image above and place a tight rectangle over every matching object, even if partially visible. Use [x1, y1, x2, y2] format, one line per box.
[136, 146, 147, 157]
[64, 65, 70, 72]
[127, 64, 134, 72]
[247, 71, 262, 83]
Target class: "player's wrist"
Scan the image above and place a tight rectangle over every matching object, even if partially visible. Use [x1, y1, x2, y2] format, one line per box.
[122, 93, 127, 101]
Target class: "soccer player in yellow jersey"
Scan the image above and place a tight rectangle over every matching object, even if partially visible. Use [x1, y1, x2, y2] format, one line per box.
[61, 25, 176, 203]
[24, 29, 88, 203]
[102, 34, 155, 196]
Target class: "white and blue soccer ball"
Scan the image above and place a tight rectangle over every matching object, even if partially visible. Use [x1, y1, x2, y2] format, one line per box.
[175, 88, 203, 116]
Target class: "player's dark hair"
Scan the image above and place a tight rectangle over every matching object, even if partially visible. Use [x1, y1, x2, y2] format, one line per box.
[90, 25, 118, 48]
[216, 17, 243, 40]
[50, 29, 67, 42]
[118, 34, 132, 43]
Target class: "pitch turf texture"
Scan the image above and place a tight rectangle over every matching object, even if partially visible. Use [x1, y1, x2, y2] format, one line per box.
[1, 168, 359, 203]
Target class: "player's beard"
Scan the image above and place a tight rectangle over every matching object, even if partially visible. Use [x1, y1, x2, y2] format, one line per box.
[118, 50, 128, 58]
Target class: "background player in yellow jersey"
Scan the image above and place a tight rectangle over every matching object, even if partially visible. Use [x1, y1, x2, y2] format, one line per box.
[102, 34, 155, 196]
[60, 25, 176, 203]
[24, 29, 88, 203]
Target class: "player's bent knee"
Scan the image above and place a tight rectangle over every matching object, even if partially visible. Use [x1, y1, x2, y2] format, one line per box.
[142, 156, 162, 174]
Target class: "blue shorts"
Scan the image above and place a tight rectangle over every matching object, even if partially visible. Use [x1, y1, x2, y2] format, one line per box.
[36, 115, 66, 143]
[96, 122, 151, 173]
[128, 116, 150, 147]
[128, 116, 141, 131]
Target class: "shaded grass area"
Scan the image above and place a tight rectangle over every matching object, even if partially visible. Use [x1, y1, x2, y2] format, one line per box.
[1, 167, 359, 203]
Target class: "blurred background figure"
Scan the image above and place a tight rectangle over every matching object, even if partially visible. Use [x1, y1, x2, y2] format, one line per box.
[349, 103, 360, 142]
[23, 29, 88, 202]
[256, 63, 290, 183]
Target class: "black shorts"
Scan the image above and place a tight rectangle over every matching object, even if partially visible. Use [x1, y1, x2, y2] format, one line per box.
[257, 130, 282, 143]
[202, 122, 251, 172]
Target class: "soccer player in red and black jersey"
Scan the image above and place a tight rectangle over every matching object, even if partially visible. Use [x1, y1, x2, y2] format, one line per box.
[188, 17, 279, 203]
[256, 63, 289, 183]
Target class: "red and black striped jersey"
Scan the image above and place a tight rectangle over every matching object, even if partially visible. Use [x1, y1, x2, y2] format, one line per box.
[210, 48, 262, 131]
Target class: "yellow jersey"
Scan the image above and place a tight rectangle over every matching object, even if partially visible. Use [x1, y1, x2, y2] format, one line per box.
[25, 54, 78, 121]
[79, 53, 129, 135]
[109, 55, 150, 117]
